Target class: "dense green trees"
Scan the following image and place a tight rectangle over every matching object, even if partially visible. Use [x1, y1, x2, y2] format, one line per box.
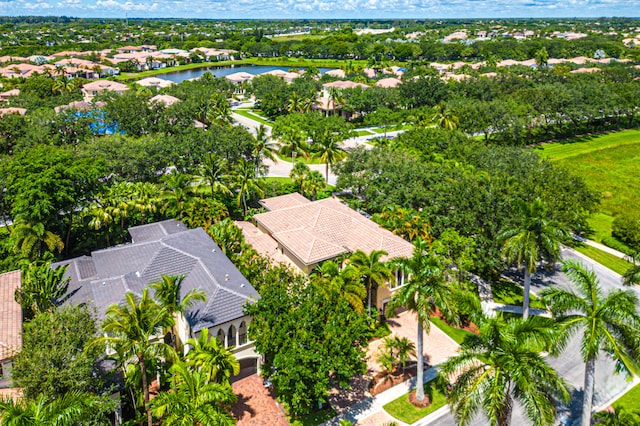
[245, 273, 372, 416]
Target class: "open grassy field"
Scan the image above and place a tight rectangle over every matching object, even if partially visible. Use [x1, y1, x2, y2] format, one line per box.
[429, 316, 474, 345]
[535, 130, 640, 240]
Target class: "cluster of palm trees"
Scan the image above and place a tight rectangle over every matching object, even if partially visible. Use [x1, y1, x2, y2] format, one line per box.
[95, 274, 237, 426]
[1, 274, 239, 425]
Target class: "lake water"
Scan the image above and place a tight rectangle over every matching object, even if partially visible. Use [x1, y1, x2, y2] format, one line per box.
[154, 65, 334, 83]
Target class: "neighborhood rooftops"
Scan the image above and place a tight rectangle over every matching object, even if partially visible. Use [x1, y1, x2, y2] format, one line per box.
[253, 194, 413, 267]
[53, 220, 258, 333]
[0, 270, 22, 362]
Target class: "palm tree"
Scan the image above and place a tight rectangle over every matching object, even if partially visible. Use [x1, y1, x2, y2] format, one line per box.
[440, 315, 570, 426]
[11, 219, 64, 260]
[385, 238, 461, 403]
[431, 104, 459, 130]
[150, 274, 206, 353]
[593, 407, 640, 425]
[206, 94, 233, 127]
[289, 161, 310, 191]
[348, 249, 395, 314]
[131, 182, 160, 225]
[151, 361, 236, 426]
[15, 262, 70, 320]
[161, 171, 194, 220]
[327, 87, 346, 116]
[311, 261, 366, 313]
[278, 126, 309, 164]
[232, 159, 264, 216]
[0, 391, 105, 425]
[198, 152, 232, 198]
[252, 125, 278, 173]
[302, 170, 325, 201]
[185, 328, 240, 385]
[498, 198, 568, 319]
[315, 136, 347, 182]
[540, 260, 640, 426]
[622, 251, 640, 286]
[95, 289, 175, 426]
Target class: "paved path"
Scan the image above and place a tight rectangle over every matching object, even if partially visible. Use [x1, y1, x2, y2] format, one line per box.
[231, 374, 288, 426]
[583, 238, 635, 261]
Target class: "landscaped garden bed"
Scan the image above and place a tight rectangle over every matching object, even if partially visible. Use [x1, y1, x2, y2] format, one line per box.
[383, 379, 448, 424]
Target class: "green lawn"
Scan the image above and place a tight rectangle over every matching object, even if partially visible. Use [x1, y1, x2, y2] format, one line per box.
[491, 278, 546, 309]
[233, 108, 272, 126]
[356, 129, 376, 136]
[535, 130, 640, 227]
[276, 153, 325, 165]
[370, 124, 413, 134]
[288, 406, 336, 426]
[383, 379, 448, 424]
[429, 316, 474, 345]
[573, 244, 633, 276]
[612, 382, 640, 413]
[587, 213, 616, 243]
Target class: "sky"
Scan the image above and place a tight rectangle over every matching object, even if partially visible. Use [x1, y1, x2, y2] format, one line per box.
[0, 0, 637, 20]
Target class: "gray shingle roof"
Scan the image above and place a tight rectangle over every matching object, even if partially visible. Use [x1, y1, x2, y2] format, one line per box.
[53, 220, 258, 330]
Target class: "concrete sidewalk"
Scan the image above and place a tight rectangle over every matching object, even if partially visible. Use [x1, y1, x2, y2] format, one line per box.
[583, 239, 635, 262]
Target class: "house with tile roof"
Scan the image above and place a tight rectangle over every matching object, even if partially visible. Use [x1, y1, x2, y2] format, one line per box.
[241, 193, 414, 313]
[81, 80, 129, 101]
[0, 270, 22, 390]
[53, 220, 261, 377]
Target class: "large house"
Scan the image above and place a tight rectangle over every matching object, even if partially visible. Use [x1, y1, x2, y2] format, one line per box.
[239, 193, 414, 314]
[81, 80, 129, 101]
[54, 220, 261, 377]
[0, 270, 22, 394]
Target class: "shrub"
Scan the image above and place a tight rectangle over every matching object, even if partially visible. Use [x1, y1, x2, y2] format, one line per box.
[601, 236, 636, 256]
[612, 213, 640, 251]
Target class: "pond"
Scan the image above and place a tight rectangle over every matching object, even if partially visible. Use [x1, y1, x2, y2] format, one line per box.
[153, 65, 334, 83]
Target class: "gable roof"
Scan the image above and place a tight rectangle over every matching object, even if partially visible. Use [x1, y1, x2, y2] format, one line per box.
[53, 220, 258, 332]
[253, 195, 413, 266]
[0, 270, 22, 361]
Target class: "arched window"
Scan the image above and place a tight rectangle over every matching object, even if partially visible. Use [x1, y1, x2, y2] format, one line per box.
[228, 325, 237, 348]
[238, 321, 247, 346]
[216, 328, 225, 346]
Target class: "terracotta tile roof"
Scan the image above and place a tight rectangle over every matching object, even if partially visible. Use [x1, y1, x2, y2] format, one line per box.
[323, 80, 369, 90]
[254, 195, 413, 266]
[259, 192, 310, 212]
[0, 270, 22, 361]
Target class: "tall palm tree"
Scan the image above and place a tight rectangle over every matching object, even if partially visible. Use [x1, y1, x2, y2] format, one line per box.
[150, 361, 236, 426]
[440, 315, 570, 426]
[302, 170, 325, 201]
[498, 198, 568, 319]
[348, 249, 395, 314]
[150, 274, 206, 353]
[198, 152, 232, 199]
[185, 328, 240, 385]
[0, 391, 105, 425]
[278, 126, 309, 164]
[289, 161, 310, 192]
[10, 219, 64, 260]
[386, 238, 461, 403]
[540, 260, 640, 426]
[315, 136, 347, 182]
[232, 159, 264, 216]
[95, 289, 175, 426]
[252, 125, 278, 173]
[311, 261, 366, 313]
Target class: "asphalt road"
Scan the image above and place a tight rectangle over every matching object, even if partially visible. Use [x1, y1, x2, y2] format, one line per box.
[426, 247, 639, 426]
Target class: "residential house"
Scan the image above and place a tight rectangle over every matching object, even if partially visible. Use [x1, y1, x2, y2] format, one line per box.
[0, 270, 22, 391]
[149, 94, 181, 107]
[0, 89, 20, 102]
[53, 220, 261, 377]
[240, 193, 414, 314]
[0, 108, 27, 117]
[136, 77, 175, 89]
[81, 80, 129, 101]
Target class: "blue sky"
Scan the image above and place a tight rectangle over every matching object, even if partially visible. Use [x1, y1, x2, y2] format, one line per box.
[0, 0, 636, 19]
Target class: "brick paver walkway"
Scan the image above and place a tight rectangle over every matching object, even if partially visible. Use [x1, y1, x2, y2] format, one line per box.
[231, 374, 289, 426]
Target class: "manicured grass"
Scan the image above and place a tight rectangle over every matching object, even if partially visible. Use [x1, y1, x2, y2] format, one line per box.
[356, 129, 376, 136]
[371, 124, 413, 134]
[491, 278, 546, 309]
[276, 153, 325, 165]
[535, 131, 640, 219]
[233, 108, 272, 126]
[288, 406, 336, 426]
[429, 316, 474, 345]
[269, 33, 329, 41]
[587, 212, 615, 243]
[383, 379, 448, 424]
[612, 382, 640, 413]
[573, 244, 633, 275]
